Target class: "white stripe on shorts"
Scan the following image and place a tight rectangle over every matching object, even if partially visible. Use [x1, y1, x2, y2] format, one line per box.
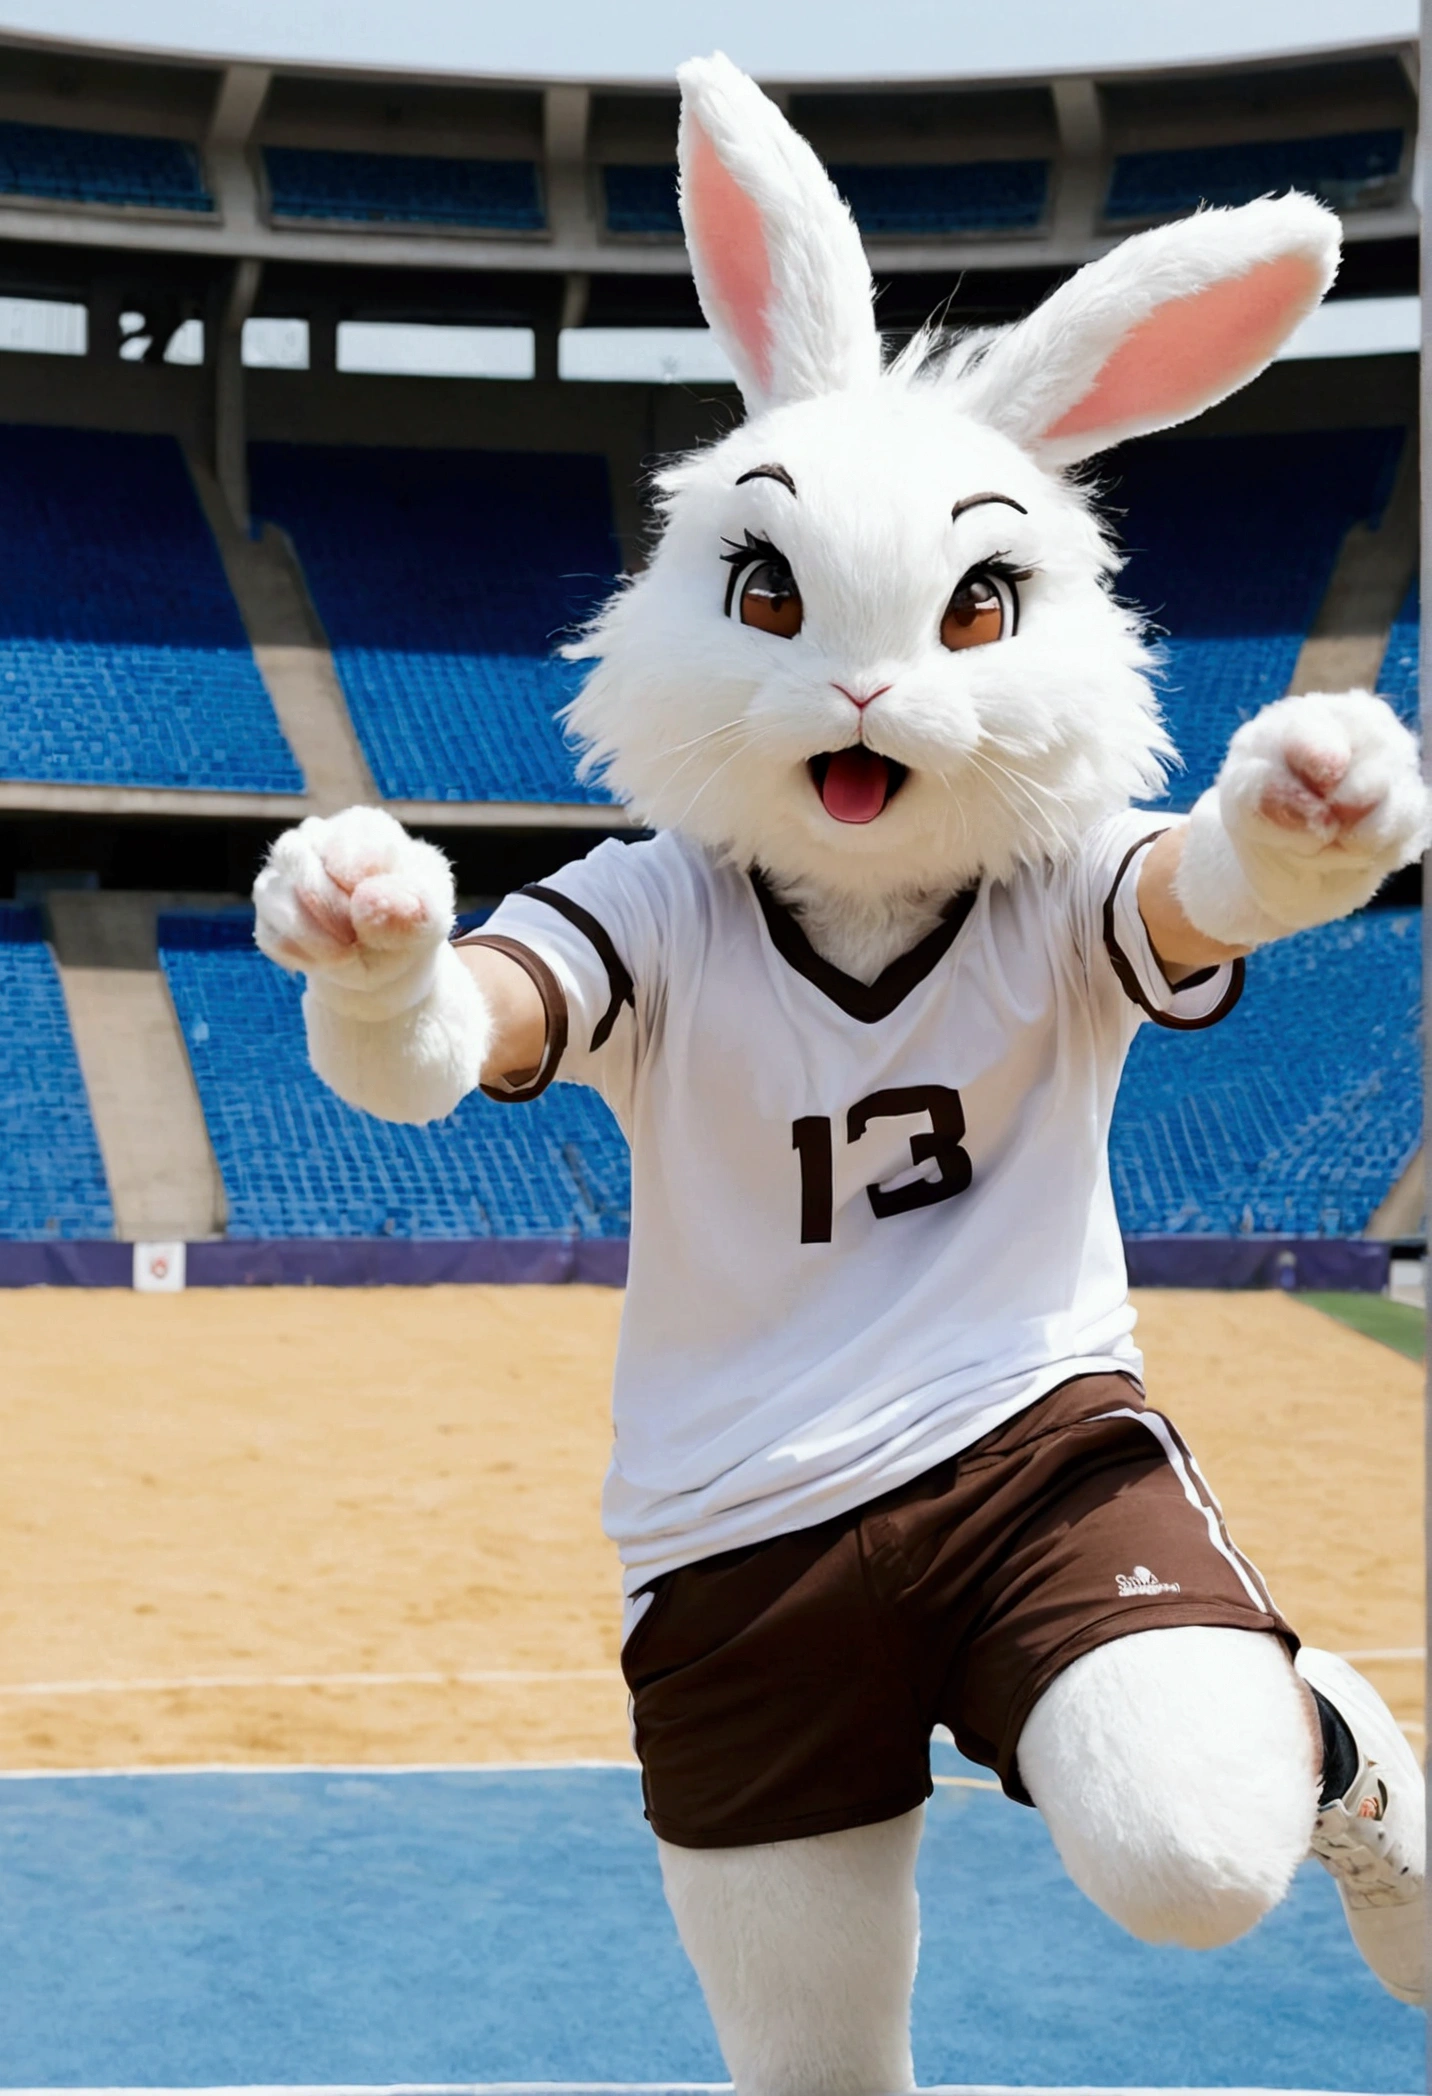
[1093, 1407, 1276, 1617]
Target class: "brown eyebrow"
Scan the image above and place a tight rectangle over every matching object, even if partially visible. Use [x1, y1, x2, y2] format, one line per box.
[951, 491, 1028, 523]
[736, 463, 797, 497]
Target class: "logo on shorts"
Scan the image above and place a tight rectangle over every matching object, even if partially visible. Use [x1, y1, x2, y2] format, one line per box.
[1116, 1564, 1182, 1598]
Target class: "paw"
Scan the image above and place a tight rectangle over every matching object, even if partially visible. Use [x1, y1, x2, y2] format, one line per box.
[1219, 690, 1427, 870]
[1178, 691, 1429, 944]
[253, 806, 456, 1003]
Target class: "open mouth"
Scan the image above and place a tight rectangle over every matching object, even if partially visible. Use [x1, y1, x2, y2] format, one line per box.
[808, 749, 909, 825]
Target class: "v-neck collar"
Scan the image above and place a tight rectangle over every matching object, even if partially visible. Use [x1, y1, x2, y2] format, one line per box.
[748, 869, 980, 1024]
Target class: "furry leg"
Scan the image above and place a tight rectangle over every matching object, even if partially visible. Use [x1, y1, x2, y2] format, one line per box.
[658, 1808, 922, 2096]
[1018, 1626, 1318, 1948]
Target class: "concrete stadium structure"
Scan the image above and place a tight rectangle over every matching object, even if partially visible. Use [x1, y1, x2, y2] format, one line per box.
[0, 19, 1421, 1253]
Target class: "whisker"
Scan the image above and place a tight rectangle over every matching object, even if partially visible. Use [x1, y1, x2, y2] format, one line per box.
[646, 719, 761, 802]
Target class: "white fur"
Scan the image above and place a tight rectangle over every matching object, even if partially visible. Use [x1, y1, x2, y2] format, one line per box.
[677, 53, 880, 415]
[560, 74, 1377, 980]
[657, 1626, 1318, 2092]
[252, 806, 492, 1123]
[566, 390, 1168, 973]
[1018, 1627, 1319, 1948]
[659, 1808, 922, 2096]
[1175, 690, 1430, 946]
[956, 194, 1339, 466]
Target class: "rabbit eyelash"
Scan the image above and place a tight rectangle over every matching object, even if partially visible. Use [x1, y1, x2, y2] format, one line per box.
[721, 530, 792, 618]
[963, 552, 1034, 588]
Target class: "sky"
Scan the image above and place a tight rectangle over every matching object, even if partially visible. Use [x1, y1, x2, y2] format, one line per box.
[0, 0, 1416, 82]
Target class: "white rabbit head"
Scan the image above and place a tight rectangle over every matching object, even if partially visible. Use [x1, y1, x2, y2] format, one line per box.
[565, 53, 1339, 919]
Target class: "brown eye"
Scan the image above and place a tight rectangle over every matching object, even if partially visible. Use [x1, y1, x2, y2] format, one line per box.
[941, 569, 1016, 651]
[739, 559, 803, 638]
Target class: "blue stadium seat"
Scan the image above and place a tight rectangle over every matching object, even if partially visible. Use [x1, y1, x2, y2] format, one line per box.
[1378, 580, 1418, 729]
[248, 445, 617, 804]
[0, 425, 304, 793]
[829, 160, 1049, 233]
[1114, 427, 1405, 810]
[1113, 909, 1420, 1237]
[1106, 128, 1404, 222]
[603, 159, 1048, 236]
[602, 165, 682, 235]
[0, 119, 212, 212]
[0, 905, 112, 1240]
[264, 147, 543, 230]
[159, 910, 630, 1240]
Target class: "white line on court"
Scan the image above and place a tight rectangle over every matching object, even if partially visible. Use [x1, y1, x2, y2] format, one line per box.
[1334, 1647, 1425, 1662]
[1, 1647, 1417, 1699]
[0, 2083, 1390, 2095]
[0, 1634, 1408, 1701]
[0, 1757, 641, 1780]
[0, 1669, 617, 1697]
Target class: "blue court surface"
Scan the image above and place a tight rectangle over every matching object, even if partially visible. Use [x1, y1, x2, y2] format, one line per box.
[0, 1740, 1420, 2093]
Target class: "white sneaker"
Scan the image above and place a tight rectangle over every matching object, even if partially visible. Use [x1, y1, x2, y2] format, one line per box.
[1296, 1646, 1425, 2006]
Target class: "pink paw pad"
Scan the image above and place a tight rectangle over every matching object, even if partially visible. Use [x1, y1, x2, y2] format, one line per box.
[295, 886, 358, 946]
[1284, 741, 1349, 798]
[350, 879, 426, 938]
[1259, 778, 1332, 832]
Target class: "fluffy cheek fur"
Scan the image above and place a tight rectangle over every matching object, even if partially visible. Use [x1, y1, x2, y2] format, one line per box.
[567, 490, 1167, 904]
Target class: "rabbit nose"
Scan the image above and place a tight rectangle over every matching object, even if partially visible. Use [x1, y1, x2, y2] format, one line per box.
[832, 682, 891, 712]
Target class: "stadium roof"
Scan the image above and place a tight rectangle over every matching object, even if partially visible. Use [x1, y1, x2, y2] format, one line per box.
[0, 0, 1417, 85]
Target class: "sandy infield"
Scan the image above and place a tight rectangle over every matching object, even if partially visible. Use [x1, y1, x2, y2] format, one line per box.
[0, 1283, 1421, 1769]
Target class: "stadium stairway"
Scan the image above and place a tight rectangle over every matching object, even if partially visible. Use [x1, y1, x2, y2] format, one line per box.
[1285, 427, 1418, 703]
[186, 451, 378, 814]
[47, 893, 226, 1243]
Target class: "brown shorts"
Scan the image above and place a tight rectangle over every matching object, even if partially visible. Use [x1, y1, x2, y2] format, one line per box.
[621, 1372, 1296, 1849]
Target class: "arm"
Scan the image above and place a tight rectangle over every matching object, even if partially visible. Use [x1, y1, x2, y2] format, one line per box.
[1138, 690, 1428, 975]
[253, 806, 550, 1124]
[1137, 826, 1245, 981]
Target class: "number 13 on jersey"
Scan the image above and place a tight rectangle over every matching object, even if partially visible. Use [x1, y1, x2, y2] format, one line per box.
[791, 1085, 972, 1244]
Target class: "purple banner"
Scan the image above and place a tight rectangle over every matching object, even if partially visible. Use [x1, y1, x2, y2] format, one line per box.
[1123, 1236, 1390, 1293]
[0, 1237, 1393, 1292]
[0, 1239, 629, 1288]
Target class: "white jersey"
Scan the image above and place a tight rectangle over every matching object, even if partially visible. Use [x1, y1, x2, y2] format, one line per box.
[477, 813, 1241, 1593]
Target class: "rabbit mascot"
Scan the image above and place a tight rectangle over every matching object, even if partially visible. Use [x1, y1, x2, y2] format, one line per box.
[254, 54, 1428, 2093]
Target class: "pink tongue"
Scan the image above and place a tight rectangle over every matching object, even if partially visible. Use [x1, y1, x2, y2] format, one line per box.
[821, 747, 891, 824]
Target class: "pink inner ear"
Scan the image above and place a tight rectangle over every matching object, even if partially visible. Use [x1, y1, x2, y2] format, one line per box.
[1045, 253, 1322, 443]
[686, 115, 775, 393]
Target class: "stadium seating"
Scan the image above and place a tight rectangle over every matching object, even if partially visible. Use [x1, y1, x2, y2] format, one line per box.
[159, 909, 630, 1240]
[0, 905, 113, 1240]
[602, 160, 1049, 236]
[248, 444, 617, 803]
[1106, 128, 1405, 221]
[263, 147, 543, 231]
[0, 425, 304, 793]
[828, 160, 1049, 233]
[601, 165, 682, 236]
[1112, 908, 1420, 1237]
[0, 119, 212, 212]
[1378, 581, 1418, 728]
[1114, 426, 1406, 809]
[159, 896, 1418, 1248]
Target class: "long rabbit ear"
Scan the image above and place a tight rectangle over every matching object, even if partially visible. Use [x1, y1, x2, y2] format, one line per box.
[677, 53, 881, 414]
[957, 195, 1340, 466]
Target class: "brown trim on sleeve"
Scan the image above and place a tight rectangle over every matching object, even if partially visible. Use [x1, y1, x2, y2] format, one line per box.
[453, 931, 569, 1102]
[749, 870, 979, 1023]
[519, 884, 635, 1051]
[1101, 830, 1245, 1033]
